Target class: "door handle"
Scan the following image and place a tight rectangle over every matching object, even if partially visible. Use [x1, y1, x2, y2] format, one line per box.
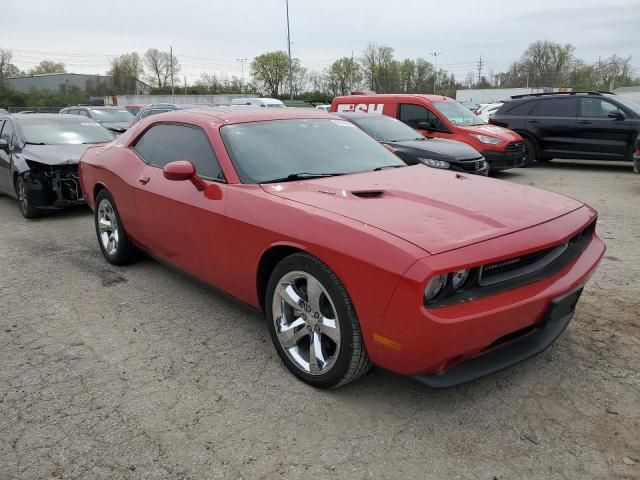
[577, 120, 591, 125]
[527, 119, 539, 124]
[137, 175, 150, 185]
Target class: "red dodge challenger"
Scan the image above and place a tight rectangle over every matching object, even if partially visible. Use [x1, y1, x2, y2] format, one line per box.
[78, 108, 605, 389]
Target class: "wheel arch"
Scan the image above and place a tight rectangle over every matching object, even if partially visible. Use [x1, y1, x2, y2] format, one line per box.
[256, 243, 308, 311]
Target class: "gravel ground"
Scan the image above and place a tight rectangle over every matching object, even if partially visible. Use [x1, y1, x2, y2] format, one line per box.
[1, 160, 639, 480]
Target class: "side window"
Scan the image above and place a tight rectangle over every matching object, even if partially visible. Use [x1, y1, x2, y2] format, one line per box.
[149, 109, 170, 117]
[506, 100, 538, 116]
[133, 124, 224, 180]
[534, 98, 578, 117]
[580, 98, 623, 118]
[78, 110, 91, 118]
[398, 104, 445, 130]
[140, 110, 151, 119]
[1, 120, 16, 147]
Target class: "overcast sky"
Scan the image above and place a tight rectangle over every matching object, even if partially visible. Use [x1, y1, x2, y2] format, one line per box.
[2, 0, 639, 84]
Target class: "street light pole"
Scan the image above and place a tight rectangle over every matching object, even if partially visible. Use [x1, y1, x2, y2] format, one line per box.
[236, 58, 247, 92]
[430, 52, 442, 94]
[285, 0, 294, 100]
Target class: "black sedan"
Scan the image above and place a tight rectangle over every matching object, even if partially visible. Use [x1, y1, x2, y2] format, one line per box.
[336, 112, 489, 175]
[0, 114, 115, 218]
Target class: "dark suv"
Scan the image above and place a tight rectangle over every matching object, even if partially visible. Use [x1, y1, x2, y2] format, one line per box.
[490, 92, 640, 164]
[634, 134, 640, 173]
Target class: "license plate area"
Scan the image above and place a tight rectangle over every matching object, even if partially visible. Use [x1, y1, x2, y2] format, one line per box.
[539, 286, 583, 328]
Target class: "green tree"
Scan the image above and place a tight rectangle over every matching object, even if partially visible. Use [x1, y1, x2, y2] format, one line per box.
[29, 60, 66, 75]
[360, 44, 399, 93]
[109, 52, 144, 94]
[250, 51, 291, 97]
[327, 57, 362, 95]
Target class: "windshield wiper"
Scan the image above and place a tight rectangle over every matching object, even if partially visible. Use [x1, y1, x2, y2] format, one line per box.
[24, 141, 46, 145]
[262, 172, 345, 183]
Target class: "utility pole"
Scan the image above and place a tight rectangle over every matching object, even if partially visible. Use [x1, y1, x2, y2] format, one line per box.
[285, 0, 294, 100]
[184, 76, 187, 95]
[477, 55, 483, 84]
[170, 45, 175, 96]
[430, 52, 442, 94]
[236, 58, 247, 92]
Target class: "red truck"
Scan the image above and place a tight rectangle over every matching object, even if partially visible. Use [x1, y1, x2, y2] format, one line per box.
[332, 94, 526, 171]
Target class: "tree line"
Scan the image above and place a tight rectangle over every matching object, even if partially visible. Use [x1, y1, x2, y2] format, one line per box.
[1, 40, 638, 107]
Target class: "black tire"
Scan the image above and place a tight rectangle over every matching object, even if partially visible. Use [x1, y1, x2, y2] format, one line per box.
[522, 137, 537, 166]
[16, 176, 39, 219]
[265, 253, 372, 388]
[94, 189, 138, 265]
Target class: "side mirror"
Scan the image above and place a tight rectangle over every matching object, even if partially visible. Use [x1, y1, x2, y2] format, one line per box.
[0, 139, 8, 152]
[163, 160, 207, 191]
[608, 111, 625, 120]
[416, 121, 433, 131]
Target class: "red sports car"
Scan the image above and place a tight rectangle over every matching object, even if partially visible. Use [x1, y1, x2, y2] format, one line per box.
[79, 108, 605, 388]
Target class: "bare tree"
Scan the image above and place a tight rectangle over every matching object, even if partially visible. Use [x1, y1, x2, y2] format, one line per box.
[521, 41, 575, 87]
[143, 48, 180, 89]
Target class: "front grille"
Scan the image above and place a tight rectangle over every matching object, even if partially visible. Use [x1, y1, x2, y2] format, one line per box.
[506, 141, 525, 154]
[479, 245, 566, 285]
[454, 158, 486, 173]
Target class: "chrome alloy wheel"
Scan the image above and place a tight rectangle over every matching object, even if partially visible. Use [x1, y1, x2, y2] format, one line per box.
[272, 271, 341, 376]
[17, 179, 28, 215]
[97, 198, 119, 256]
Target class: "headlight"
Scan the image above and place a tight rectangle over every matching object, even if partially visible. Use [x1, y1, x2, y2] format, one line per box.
[420, 158, 450, 169]
[424, 274, 447, 301]
[470, 134, 503, 145]
[451, 269, 470, 289]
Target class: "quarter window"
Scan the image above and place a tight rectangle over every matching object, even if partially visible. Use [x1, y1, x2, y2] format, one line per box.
[534, 98, 578, 117]
[398, 103, 446, 130]
[133, 123, 223, 180]
[506, 100, 538, 116]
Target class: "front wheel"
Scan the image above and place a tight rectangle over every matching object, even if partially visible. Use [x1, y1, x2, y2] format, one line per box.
[16, 176, 39, 219]
[94, 189, 138, 265]
[522, 138, 537, 166]
[265, 253, 372, 388]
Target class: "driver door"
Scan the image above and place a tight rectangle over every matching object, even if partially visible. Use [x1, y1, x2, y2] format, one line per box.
[130, 122, 230, 286]
[397, 103, 449, 139]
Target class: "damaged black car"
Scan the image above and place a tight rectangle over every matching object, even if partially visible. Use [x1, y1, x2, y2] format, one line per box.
[0, 114, 116, 218]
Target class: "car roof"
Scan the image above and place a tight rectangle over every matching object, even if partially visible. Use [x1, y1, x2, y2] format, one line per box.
[335, 93, 453, 102]
[151, 107, 338, 125]
[11, 113, 98, 122]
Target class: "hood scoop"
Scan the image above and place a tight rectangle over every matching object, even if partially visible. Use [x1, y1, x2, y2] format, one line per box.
[352, 190, 385, 198]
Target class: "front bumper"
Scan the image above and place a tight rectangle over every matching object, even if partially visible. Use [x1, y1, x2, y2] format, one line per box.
[482, 141, 526, 171]
[365, 206, 605, 382]
[24, 167, 85, 209]
[450, 158, 489, 176]
[413, 286, 581, 388]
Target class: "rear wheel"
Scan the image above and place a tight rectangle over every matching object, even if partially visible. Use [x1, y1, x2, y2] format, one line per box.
[94, 189, 138, 265]
[16, 176, 39, 219]
[265, 253, 372, 388]
[523, 138, 537, 166]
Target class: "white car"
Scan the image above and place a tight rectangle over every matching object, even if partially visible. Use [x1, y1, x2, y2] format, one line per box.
[476, 102, 503, 122]
[231, 98, 286, 108]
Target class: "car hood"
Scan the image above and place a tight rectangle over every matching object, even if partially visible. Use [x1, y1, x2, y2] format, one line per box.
[386, 138, 482, 161]
[100, 121, 129, 132]
[21, 144, 91, 166]
[261, 166, 583, 254]
[457, 124, 522, 142]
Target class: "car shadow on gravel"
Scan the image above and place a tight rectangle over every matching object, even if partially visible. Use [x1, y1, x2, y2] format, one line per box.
[527, 159, 633, 173]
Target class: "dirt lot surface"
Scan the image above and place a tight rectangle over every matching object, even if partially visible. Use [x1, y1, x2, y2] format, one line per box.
[1, 160, 639, 480]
